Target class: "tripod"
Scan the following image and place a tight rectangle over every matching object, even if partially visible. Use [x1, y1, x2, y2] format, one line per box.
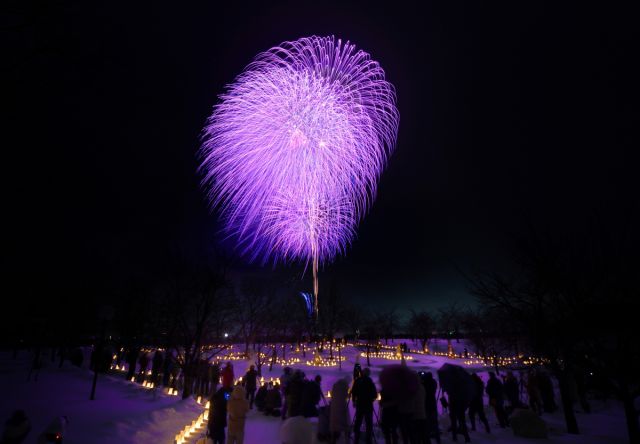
[350, 406, 381, 444]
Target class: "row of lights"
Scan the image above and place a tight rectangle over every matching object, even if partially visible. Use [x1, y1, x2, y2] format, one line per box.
[174, 399, 209, 444]
[359, 351, 412, 361]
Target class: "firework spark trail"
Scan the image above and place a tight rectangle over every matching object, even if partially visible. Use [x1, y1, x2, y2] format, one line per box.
[200, 36, 399, 313]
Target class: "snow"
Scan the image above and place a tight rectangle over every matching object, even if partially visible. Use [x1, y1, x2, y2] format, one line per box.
[0, 343, 629, 444]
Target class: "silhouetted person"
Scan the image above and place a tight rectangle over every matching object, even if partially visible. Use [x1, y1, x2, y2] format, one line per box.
[329, 378, 350, 444]
[351, 367, 377, 444]
[380, 389, 400, 444]
[209, 386, 231, 444]
[221, 362, 234, 389]
[537, 371, 557, 413]
[301, 375, 323, 418]
[265, 382, 283, 416]
[243, 365, 258, 409]
[227, 385, 249, 444]
[526, 370, 543, 415]
[411, 373, 429, 444]
[255, 383, 268, 411]
[353, 362, 363, 380]
[420, 372, 440, 444]
[280, 367, 293, 420]
[447, 394, 470, 443]
[469, 373, 490, 433]
[286, 370, 305, 418]
[486, 372, 508, 428]
[503, 371, 520, 410]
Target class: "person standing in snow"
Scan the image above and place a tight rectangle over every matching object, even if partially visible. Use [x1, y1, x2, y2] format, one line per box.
[266, 382, 283, 416]
[419, 371, 440, 444]
[469, 373, 490, 433]
[351, 367, 378, 444]
[537, 370, 557, 413]
[255, 382, 268, 411]
[286, 370, 306, 418]
[227, 385, 250, 444]
[221, 362, 234, 389]
[380, 388, 400, 444]
[209, 386, 231, 444]
[503, 371, 521, 410]
[486, 372, 508, 428]
[329, 377, 350, 444]
[410, 373, 428, 444]
[280, 367, 293, 420]
[301, 375, 324, 418]
[526, 370, 543, 415]
[243, 365, 258, 409]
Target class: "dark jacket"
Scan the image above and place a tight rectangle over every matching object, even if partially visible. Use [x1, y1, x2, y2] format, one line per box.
[470, 374, 485, 407]
[301, 380, 323, 417]
[486, 376, 504, 401]
[255, 385, 268, 410]
[286, 374, 305, 417]
[244, 368, 258, 390]
[209, 387, 230, 429]
[351, 375, 378, 411]
[266, 387, 282, 410]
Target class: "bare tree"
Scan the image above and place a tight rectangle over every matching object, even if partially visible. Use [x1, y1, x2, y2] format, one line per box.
[406, 309, 435, 352]
[233, 278, 275, 356]
[159, 255, 231, 399]
[467, 220, 640, 440]
[438, 302, 462, 353]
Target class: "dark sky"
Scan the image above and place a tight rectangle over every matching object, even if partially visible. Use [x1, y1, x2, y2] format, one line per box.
[4, 1, 639, 317]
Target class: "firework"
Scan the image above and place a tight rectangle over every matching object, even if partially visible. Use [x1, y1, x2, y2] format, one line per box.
[200, 36, 399, 311]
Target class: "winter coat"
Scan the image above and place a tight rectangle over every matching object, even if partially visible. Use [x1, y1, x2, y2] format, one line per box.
[227, 385, 250, 435]
[266, 387, 283, 410]
[255, 385, 268, 410]
[351, 375, 378, 411]
[504, 376, 519, 405]
[421, 373, 438, 414]
[486, 376, 504, 401]
[380, 390, 400, 429]
[412, 378, 427, 420]
[244, 368, 258, 390]
[329, 379, 350, 433]
[301, 380, 323, 417]
[286, 374, 305, 417]
[209, 388, 230, 428]
[470, 374, 485, 408]
[221, 364, 234, 388]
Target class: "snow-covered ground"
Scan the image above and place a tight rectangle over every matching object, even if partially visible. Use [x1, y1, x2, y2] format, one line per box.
[0, 342, 629, 444]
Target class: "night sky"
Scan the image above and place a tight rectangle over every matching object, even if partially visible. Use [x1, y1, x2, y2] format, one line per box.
[5, 1, 638, 320]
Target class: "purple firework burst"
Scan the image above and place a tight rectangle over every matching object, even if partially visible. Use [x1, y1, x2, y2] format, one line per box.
[200, 35, 399, 278]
